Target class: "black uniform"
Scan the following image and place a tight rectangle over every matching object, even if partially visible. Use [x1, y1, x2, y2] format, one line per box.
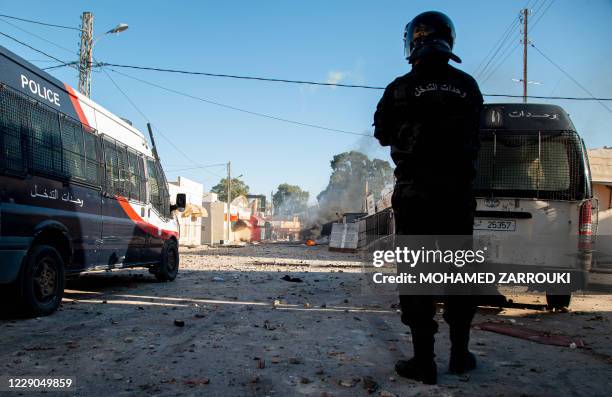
[374, 57, 483, 372]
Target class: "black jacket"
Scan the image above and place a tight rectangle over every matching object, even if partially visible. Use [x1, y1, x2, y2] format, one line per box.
[374, 60, 483, 196]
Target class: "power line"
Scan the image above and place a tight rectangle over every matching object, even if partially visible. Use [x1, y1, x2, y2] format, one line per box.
[98, 62, 612, 101]
[42, 61, 78, 70]
[99, 65, 229, 180]
[530, 43, 612, 115]
[0, 17, 76, 55]
[105, 67, 372, 137]
[0, 14, 81, 31]
[3, 25, 612, 104]
[0, 30, 74, 67]
[99, 62, 384, 90]
[474, 16, 519, 80]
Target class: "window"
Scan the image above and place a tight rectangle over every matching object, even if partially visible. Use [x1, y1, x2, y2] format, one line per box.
[0, 85, 27, 174]
[83, 131, 100, 185]
[103, 138, 120, 195]
[475, 131, 584, 200]
[31, 103, 62, 176]
[1, 83, 102, 185]
[147, 158, 170, 216]
[60, 117, 86, 180]
[127, 150, 145, 202]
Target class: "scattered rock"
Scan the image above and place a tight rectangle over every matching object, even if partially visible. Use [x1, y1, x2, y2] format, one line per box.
[174, 320, 185, 327]
[288, 357, 302, 364]
[264, 320, 277, 331]
[184, 378, 210, 386]
[212, 277, 225, 282]
[338, 378, 359, 387]
[362, 376, 378, 393]
[281, 275, 303, 283]
[300, 377, 311, 384]
[379, 391, 397, 397]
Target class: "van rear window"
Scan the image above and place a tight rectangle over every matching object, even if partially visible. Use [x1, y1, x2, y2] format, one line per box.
[474, 131, 586, 200]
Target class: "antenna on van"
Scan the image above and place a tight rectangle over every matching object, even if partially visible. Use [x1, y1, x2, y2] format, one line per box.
[147, 122, 160, 161]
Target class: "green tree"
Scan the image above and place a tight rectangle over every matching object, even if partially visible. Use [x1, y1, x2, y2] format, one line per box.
[211, 177, 249, 203]
[273, 183, 310, 215]
[316, 151, 393, 219]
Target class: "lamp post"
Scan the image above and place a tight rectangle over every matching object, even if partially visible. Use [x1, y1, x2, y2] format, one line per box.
[78, 12, 128, 97]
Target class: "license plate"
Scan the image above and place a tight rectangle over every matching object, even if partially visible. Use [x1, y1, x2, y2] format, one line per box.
[474, 219, 516, 231]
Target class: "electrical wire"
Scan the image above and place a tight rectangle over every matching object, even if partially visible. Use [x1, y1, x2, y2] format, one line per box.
[0, 14, 81, 31]
[0, 17, 76, 55]
[99, 66, 227, 177]
[105, 67, 372, 137]
[0, 30, 74, 67]
[474, 16, 519, 80]
[99, 63, 384, 90]
[530, 43, 612, 115]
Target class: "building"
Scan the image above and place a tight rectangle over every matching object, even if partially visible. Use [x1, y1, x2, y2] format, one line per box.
[588, 148, 612, 234]
[168, 176, 207, 247]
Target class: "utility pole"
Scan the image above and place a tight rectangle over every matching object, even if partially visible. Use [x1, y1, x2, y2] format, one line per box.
[521, 8, 529, 103]
[226, 161, 231, 243]
[78, 12, 94, 97]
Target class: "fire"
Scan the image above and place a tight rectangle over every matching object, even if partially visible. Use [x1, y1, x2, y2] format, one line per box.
[305, 239, 316, 246]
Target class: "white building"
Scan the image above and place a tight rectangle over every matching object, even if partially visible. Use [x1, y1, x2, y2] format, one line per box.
[168, 176, 207, 247]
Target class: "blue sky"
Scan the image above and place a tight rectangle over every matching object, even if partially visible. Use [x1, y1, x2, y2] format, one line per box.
[1, 0, 611, 202]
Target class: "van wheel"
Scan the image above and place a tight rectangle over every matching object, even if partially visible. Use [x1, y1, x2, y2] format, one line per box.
[154, 239, 179, 282]
[546, 294, 571, 310]
[20, 245, 65, 316]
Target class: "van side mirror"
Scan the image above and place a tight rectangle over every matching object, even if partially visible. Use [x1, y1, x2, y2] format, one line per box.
[171, 193, 186, 212]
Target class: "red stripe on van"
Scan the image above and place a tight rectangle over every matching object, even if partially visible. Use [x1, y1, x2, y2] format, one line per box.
[64, 84, 91, 128]
[116, 196, 178, 240]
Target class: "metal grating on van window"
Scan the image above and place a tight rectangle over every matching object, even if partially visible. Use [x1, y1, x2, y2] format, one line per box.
[475, 131, 585, 201]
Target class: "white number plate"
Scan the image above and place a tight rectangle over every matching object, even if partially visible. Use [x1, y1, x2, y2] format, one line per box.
[474, 219, 516, 231]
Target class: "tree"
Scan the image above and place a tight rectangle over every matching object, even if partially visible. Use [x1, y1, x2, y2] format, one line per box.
[273, 183, 309, 215]
[211, 177, 249, 203]
[316, 151, 393, 220]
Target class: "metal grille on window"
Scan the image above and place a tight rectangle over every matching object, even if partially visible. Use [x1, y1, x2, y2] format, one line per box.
[0, 85, 27, 173]
[475, 131, 583, 201]
[60, 117, 86, 180]
[83, 132, 99, 184]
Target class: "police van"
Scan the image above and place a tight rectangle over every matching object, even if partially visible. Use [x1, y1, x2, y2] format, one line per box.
[474, 103, 595, 309]
[0, 45, 186, 316]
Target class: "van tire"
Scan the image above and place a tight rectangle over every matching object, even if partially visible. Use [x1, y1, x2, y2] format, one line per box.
[546, 293, 571, 310]
[154, 239, 179, 282]
[20, 245, 65, 316]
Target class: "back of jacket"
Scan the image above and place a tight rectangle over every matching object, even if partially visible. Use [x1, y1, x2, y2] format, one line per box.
[374, 60, 483, 199]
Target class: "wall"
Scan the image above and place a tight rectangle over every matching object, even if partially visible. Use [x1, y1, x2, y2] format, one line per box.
[201, 201, 225, 245]
[168, 176, 204, 247]
[594, 183, 612, 235]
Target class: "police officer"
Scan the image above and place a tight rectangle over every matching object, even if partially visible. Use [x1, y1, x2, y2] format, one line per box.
[374, 11, 483, 384]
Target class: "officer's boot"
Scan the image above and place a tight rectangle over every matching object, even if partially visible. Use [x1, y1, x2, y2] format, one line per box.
[395, 329, 437, 385]
[449, 325, 476, 374]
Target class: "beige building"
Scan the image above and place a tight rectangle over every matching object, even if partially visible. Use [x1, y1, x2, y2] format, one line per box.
[588, 148, 612, 235]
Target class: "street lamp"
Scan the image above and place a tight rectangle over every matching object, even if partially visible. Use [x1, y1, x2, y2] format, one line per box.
[78, 12, 129, 97]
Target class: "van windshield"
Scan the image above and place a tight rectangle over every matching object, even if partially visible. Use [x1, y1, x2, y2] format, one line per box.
[474, 131, 587, 200]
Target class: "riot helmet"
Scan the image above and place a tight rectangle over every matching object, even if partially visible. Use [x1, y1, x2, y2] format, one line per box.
[404, 11, 461, 64]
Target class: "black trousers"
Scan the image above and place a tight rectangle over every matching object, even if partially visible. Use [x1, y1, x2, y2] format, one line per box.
[392, 185, 477, 353]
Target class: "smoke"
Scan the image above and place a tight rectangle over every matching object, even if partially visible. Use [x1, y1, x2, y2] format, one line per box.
[300, 150, 394, 239]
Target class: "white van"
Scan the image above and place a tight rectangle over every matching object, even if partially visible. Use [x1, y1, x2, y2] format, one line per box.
[473, 103, 595, 309]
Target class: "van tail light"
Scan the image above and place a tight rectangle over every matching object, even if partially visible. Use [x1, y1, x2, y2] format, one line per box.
[579, 200, 593, 236]
[578, 200, 593, 250]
